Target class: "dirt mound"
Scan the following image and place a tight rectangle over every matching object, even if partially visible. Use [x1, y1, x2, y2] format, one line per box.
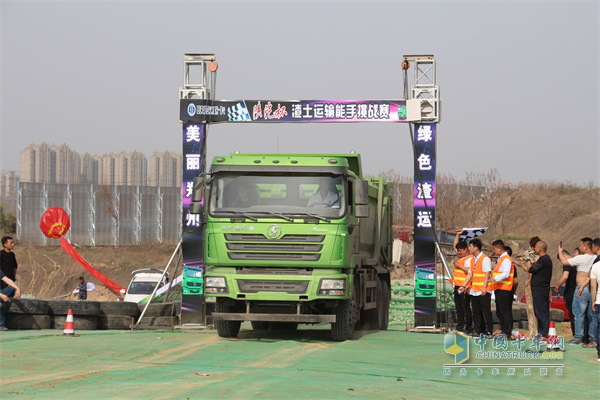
[4, 242, 176, 300]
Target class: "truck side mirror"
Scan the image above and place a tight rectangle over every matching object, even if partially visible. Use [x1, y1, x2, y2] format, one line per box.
[355, 205, 369, 218]
[192, 176, 204, 202]
[354, 180, 369, 205]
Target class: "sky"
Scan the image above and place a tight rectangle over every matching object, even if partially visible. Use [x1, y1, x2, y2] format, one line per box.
[1, 1, 598, 185]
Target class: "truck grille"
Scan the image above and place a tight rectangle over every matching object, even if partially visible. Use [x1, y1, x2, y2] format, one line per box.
[229, 253, 320, 261]
[225, 234, 324, 262]
[237, 280, 309, 294]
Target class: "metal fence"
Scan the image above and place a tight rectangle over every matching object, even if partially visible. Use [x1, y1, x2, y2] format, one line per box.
[16, 182, 181, 246]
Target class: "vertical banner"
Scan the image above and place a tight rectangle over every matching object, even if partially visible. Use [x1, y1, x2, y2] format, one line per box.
[181, 123, 206, 324]
[413, 123, 437, 327]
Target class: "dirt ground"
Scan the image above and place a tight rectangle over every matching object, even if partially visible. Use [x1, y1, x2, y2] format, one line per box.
[4, 242, 177, 300]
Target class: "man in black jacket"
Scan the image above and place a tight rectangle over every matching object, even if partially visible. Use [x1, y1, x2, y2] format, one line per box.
[528, 241, 553, 338]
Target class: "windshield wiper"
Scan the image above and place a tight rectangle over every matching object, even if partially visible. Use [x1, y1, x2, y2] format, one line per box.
[288, 212, 330, 223]
[214, 210, 258, 222]
[248, 211, 294, 222]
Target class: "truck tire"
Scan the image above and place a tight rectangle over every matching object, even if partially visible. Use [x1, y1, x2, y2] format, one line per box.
[98, 302, 140, 317]
[270, 322, 298, 331]
[215, 299, 241, 338]
[251, 321, 270, 330]
[5, 299, 50, 315]
[53, 315, 98, 330]
[5, 314, 51, 329]
[331, 297, 357, 342]
[48, 300, 101, 316]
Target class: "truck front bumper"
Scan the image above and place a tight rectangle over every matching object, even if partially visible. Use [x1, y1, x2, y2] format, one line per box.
[212, 312, 336, 323]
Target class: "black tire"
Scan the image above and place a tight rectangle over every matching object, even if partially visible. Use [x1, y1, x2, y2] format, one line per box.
[270, 322, 298, 331]
[98, 301, 140, 317]
[331, 296, 358, 342]
[251, 321, 270, 330]
[137, 303, 176, 317]
[98, 315, 134, 330]
[5, 314, 51, 330]
[380, 280, 390, 331]
[5, 299, 50, 315]
[48, 300, 101, 316]
[52, 315, 98, 330]
[214, 299, 240, 338]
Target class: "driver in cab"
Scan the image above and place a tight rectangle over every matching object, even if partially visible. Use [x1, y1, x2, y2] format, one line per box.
[308, 178, 340, 208]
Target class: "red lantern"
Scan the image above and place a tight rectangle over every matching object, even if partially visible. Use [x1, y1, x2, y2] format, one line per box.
[40, 207, 71, 239]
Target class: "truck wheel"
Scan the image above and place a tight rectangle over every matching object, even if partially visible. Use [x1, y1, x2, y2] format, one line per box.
[251, 321, 270, 330]
[361, 277, 384, 330]
[215, 299, 241, 338]
[331, 296, 358, 341]
[270, 322, 298, 331]
[380, 280, 390, 331]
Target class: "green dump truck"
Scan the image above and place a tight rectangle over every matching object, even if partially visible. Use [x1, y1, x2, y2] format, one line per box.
[193, 153, 392, 341]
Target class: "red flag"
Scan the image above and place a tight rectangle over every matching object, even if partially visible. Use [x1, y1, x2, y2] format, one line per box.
[60, 237, 125, 295]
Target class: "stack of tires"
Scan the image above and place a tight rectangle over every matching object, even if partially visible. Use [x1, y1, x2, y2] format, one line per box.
[5, 299, 52, 329]
[136, 301, 180, 328]
[98, 302, 140, 330]
[48, 300, 101, 330]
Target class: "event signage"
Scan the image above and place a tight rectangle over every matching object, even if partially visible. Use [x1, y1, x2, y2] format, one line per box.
[180, 99, 409, 123]
[413, 123, 437, 326]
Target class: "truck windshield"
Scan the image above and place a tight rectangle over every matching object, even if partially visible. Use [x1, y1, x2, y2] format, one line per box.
[209, 173, 345, 219]
[127, 281, 161, 295]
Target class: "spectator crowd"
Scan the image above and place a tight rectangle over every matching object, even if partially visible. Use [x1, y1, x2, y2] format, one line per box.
[451, 234, 600, 363]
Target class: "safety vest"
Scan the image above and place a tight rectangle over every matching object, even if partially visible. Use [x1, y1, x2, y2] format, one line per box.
[471, 253, 492, 292]
[492, 254, 514, 291]
[452, 255, 473, 287]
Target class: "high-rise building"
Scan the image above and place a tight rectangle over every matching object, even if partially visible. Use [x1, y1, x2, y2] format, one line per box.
[149, 151, 182, 187]
[98, 151, 148, 186]
[81, 153, 99, 184]
[20, 142, 56, 183]
[52, 144, 81, 184]
[0, 171, 19, 199]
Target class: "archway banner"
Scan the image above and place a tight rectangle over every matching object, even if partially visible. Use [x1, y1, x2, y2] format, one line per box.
[180, 99, 410, 123]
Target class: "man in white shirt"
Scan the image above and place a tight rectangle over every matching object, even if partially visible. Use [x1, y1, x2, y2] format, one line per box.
[589, 238, 600, 361]
[491, 240, 514, 337]
[461, 239, 494, 337]
[308, 178, 340, 208]
[558, 237, 597, 345]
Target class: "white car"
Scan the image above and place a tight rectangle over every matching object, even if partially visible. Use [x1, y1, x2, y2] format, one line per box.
[123, 269, 168, 303]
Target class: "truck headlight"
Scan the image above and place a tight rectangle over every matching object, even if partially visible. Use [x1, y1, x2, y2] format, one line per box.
[205, 276, 228, 294]
[320, 279, 345, 290]
[206, 277, 226, 288]
[318, 279, 346, 296]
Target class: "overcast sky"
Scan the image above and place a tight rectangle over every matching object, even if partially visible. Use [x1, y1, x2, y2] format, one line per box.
[1, 1, 598, 185]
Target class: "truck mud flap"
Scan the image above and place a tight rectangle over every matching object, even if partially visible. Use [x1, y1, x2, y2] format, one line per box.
[212, 312, 335, 323]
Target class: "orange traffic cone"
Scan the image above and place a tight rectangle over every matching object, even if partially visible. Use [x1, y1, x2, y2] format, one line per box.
[547, 321, 559, 350]
[62, 309, 75, 336]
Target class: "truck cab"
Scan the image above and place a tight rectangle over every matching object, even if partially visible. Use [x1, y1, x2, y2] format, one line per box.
[195, 153, 392, 341]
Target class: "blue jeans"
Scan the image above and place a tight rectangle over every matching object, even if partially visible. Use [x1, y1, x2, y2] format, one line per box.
[573, 286, 598, 341]
[595, 306, 600, 356]
[0, 286, 16, 327]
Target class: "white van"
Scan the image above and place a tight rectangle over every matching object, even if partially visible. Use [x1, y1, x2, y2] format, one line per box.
[123, 269, 169, 303]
